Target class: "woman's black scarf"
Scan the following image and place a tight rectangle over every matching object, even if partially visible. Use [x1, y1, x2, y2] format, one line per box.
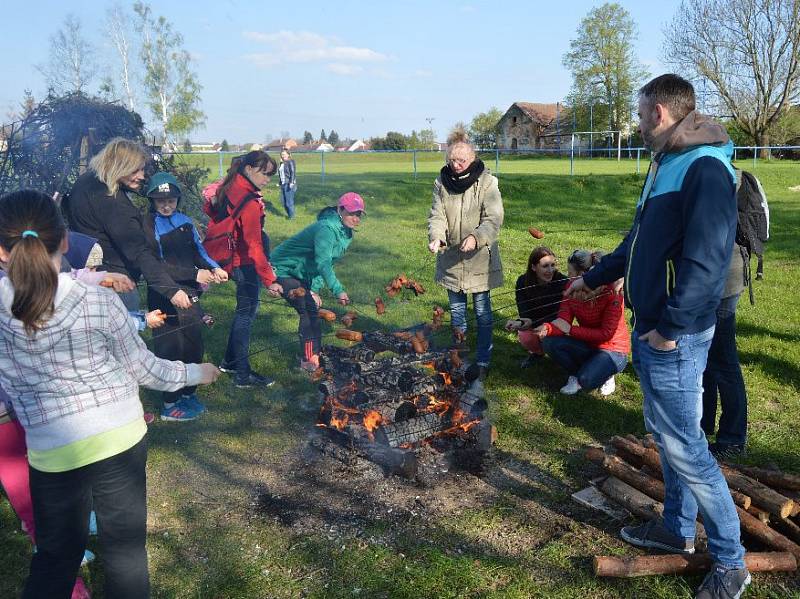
[440, 158, 484, 194]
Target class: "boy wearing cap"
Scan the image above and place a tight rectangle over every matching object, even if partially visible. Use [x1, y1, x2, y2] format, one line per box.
[269, 192, 364, 370]
[145, 172, 228, 420]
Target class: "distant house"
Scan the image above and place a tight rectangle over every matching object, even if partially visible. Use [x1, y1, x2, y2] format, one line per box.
[266, 138, 298, 152]
[497, 102, 567, 150]
[346, 139, 368, 152]
[191, 141, 219, 152]
[315, 142, 335, 152]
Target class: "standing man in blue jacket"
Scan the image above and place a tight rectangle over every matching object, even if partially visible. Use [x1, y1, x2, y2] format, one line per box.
[566, 74, 749, 599]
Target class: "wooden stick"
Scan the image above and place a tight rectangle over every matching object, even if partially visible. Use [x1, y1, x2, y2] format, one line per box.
[720, 465, 796, 519]
[746, 505, 770, 524]
[726, 464, 800, 492]
[598, 476, 664, 522]
[735, 505, 800, 560]
[594, 552, 797, 578]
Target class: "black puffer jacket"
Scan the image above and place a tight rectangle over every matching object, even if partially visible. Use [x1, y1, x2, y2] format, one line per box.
[65, 171, 181, 299]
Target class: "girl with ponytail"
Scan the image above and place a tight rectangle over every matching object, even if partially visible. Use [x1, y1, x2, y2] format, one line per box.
[0, 190, 220, 598]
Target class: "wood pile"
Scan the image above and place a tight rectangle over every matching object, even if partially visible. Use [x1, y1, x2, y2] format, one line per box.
[582, 435, 799, 578]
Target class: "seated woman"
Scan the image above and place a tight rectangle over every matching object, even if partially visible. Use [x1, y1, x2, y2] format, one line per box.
[505, 246, 568, 367]
[533, 250, 629, 396]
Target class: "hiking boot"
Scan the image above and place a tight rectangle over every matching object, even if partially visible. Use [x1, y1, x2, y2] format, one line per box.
[560, 375, 582, 395]
[709, 443, 746, 461]
[695, 564, 751, 599]
[160, 399, 200, 422]
[234, 371, 275, 389]
[181, 393, 207, 414]
[599, 376, 616, 396]
[519, 354, 540, 369]
[620, 520, 695, 554]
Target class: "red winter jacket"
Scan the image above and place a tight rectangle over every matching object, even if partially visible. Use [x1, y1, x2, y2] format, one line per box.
[203, 173, 276, 287]
[544, 289, 630, 354]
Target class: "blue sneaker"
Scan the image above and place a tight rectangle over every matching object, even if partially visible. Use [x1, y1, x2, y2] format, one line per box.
[181, 394, 206, 414]
[160, 399, 200, 421]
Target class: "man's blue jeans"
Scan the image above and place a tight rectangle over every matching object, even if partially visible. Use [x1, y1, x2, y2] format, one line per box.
[541, 336, 627, 390]
[633, 326, 745, 568]
[223, 265, 261, 375]
[448, 290, 492, 367]
[702, 293, 747, 446]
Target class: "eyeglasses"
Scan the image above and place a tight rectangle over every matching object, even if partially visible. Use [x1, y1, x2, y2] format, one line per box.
[448, 157, 471, 166]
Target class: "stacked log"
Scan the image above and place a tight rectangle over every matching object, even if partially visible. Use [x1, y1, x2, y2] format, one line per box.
[587, 435, 800, 577]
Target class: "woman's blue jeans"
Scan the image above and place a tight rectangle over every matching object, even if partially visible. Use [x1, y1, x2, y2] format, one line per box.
[447, 289, 492, 367]
[541, 336, 627, 389]
[280, 186, 296, 219]
[223, 265, 261, 375]
[701, 293, 747, 446]
[633, 326, 745, 568]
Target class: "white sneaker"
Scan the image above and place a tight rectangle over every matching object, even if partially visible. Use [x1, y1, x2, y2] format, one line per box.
[600, 376, 616, 396]
[560, 376, 581, 395]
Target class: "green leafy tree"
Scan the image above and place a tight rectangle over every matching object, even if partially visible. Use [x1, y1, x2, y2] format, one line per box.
[563, 3, 647, 134]
[302, 130, 313, 144]
[469, 107, 503, 149]
[319, 129, 327, 142]
[328, 130, 340, 146]
[664, 0, 800, 154]
[220, 139, 229, 151]
[371, 131, 409, 150]
[133, 2, 205, 145]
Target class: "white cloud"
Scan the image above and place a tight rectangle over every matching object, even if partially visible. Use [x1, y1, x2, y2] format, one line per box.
[242, 30, 388, 74]
[327, 63, 364, 76]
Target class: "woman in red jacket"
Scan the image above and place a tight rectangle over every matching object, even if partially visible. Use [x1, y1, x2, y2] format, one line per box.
[534, 250, 629, 396]
[204, 151, 282, 388]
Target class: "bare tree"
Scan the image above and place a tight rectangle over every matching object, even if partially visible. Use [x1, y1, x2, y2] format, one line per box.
[106, 3, 138, 112]
[664, 0, 800, 151]
[39, 14, 97, 93]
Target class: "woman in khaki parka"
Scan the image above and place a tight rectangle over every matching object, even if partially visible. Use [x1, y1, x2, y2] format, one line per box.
[427, 130, 504, 380]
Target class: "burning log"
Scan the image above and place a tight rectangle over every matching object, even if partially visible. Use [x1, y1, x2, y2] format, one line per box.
[374, 412, 446, 448]
[593, 552, 797, 578]
[725, 465, 800, 492]
[720, 465, 796, 519]
[375, 297, 386, 315]
[336, 329, 363, 342]
[458, 388, 488, 419]
[318, 308, 337, 322]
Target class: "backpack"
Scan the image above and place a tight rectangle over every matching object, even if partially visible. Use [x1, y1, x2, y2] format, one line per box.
[202, 187, 259, 272]
[734, 169, 770, 303]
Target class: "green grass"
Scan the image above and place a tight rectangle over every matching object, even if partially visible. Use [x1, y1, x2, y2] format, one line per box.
[2, 157, 799, 598]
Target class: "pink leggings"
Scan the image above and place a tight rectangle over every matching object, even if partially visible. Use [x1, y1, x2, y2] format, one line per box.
[0, 419, 35, 540]
[518, 330, 545, 355]
[0, 419, 91, 599]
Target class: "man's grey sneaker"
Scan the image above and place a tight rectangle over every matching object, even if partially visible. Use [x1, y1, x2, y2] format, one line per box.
[620, 520, 695, 554]
[234, 371, 275, 389]
[695, 564, 751, 599]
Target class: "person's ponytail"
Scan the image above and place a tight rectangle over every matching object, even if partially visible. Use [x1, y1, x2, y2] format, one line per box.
[0, 190, 66, 336]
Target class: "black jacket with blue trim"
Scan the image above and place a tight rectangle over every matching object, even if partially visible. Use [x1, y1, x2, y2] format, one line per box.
[583, 111, 737, 340]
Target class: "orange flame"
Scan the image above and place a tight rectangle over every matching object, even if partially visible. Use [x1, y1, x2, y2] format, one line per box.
[439, 372, 452, 386]
[363, 409, 383, 431]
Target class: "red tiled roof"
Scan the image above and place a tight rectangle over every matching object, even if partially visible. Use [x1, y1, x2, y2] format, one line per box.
[506, 102, 559, 124]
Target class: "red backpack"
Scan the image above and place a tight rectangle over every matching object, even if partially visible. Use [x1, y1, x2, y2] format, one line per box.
[202, 182, 259, 272]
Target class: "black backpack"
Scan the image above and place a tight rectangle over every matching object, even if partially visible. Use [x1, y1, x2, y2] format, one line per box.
[734, 169, 770, 303]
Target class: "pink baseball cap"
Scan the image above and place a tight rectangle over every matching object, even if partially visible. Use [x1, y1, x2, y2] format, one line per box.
[337, 192, 366, 213]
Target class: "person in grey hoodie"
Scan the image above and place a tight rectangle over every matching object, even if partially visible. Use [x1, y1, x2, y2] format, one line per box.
[0, 190, 220, 599]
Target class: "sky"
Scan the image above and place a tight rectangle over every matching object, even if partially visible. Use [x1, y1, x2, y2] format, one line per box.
[0, 0, 684, 143]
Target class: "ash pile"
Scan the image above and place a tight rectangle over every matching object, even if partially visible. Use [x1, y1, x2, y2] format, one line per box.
[310, 327, 497, 481]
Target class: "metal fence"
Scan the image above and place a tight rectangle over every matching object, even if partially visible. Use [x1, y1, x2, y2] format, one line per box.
[165, 145, 800, 180]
